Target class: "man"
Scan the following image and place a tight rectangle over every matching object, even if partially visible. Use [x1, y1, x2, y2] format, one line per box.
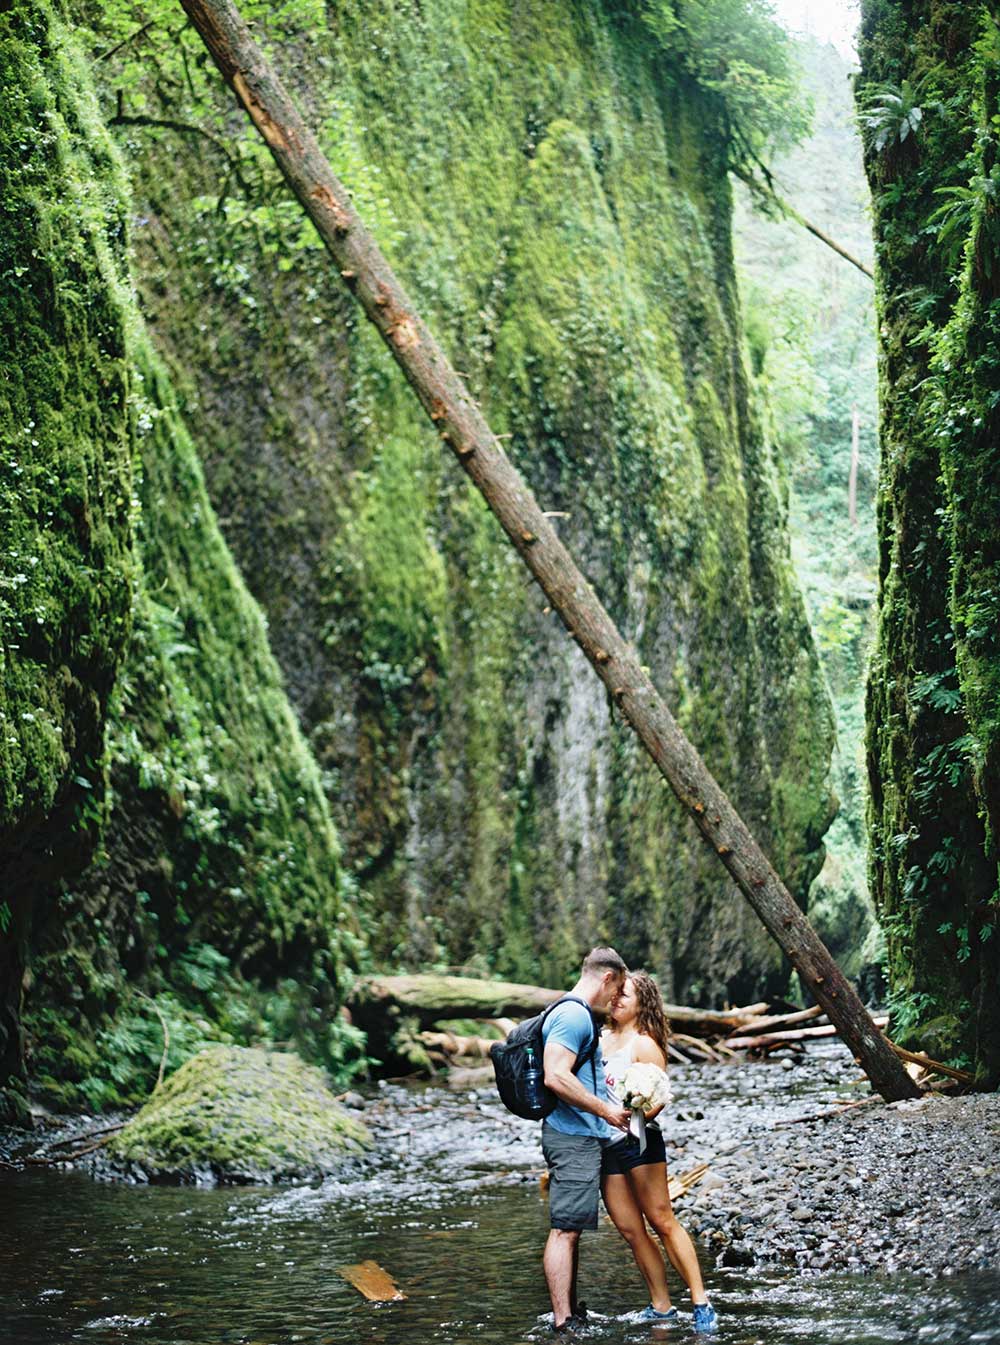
[541, 947, 631, 1332]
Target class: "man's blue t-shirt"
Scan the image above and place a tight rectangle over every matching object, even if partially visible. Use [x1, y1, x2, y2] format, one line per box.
[541, 999, 609, 1139]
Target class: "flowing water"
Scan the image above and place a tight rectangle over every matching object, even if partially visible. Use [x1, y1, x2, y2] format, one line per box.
[2, 1057, 998, 1345]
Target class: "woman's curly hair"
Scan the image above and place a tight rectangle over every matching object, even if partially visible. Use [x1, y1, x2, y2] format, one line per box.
[630, 970, 671, 1059]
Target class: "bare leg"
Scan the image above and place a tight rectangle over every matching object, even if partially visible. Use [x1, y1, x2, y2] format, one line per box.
[602, 1173, 673, 1313]
[570, 1235, 581, 1316]
[629, 1163, 708, 1306]
[544, 1228, 581, 1326]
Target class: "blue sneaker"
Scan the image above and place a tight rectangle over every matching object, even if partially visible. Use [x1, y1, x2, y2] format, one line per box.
[692, 1302, 718, 1334]
[636, 1305, 679, 1323]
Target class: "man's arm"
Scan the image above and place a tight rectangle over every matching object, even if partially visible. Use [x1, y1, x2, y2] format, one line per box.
[543, 1040, 630, 1130]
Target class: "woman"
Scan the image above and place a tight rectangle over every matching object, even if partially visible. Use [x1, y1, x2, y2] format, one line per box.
[601, 972, 718, 1333]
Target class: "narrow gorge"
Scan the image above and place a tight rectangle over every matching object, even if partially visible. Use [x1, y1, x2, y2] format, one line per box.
[1, 0, 836, 1117]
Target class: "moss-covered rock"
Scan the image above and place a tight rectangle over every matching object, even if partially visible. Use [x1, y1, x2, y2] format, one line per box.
[106, 1046, 370, 1184]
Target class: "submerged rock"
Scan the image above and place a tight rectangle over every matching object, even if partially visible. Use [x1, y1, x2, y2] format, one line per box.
[105, 1047, 370, 1184]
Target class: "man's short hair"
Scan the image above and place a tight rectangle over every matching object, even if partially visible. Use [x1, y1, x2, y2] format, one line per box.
[581, 946, 628, 980]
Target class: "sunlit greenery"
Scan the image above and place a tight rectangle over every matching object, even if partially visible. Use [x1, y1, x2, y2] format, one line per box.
[735, 34, 880, 984]
[637, 0, 812, 167]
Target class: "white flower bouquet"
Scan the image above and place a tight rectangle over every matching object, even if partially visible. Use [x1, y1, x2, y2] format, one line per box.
[620, 1061, 672, 1114]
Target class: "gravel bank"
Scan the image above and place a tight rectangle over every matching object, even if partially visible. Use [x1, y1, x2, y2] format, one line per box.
[419, 1046, 1000, 1279]
[673, 1085, 1000, 1276]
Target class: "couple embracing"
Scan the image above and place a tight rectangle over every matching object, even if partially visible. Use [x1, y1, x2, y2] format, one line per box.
[539, 947, 718, 1334]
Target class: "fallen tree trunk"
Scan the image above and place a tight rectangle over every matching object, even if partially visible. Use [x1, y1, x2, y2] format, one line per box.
[178, 0, 921, 1102]
[724, 1015, 890, 1050]
[348, 974, 559, 1070]
[728, 1004, 825, 1036]
[350, 974, 778, 1069]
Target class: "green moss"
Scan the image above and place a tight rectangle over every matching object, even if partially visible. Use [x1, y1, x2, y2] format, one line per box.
[0, 0, 135, 1115]
[107, 1046, 370, 1183]
[1, 2, 360, 1112]
[858, 0, 1000, 1079]
[76, 0, 835, 1004]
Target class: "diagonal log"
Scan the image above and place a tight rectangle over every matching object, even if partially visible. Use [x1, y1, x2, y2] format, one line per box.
[176, 0, 921, 1103]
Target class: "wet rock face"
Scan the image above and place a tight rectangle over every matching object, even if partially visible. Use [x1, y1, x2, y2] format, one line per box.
[105, 1047, 371, 1185]
[89, 1, 836, 999]
[857, 0, 1000, 1080]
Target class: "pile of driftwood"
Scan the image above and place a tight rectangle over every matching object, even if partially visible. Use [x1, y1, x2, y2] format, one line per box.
[348, 975, 973, 1085]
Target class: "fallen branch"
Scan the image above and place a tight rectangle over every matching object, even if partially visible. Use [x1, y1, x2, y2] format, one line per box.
[728, 1004, 825, 1037]
[671, 1032, 726, 1063]
[886, 1040, 976, 1085]
[667, 1162, 709, 1203]
[108, 110, 252, 197]
[724, 1016, 889, 1050]
[134, 991, 171, 1094]
[22, 1129, 122, 1166]
[662, 1005, 771, 1034]
[733, 165, 874, 280]
[774, 1098, 880, 1127]
[96, 18, 155, 61]
[419, 1030, 499, 1060]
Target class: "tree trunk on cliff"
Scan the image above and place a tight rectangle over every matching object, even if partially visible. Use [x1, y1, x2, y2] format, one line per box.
[848, 405, 860, 527]
[177, 0, 921, 1102]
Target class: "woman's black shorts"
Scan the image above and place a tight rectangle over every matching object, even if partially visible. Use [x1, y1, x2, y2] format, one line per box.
[601, 1125, 666, 1176]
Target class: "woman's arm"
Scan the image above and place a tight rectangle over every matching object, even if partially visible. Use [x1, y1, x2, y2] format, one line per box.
[634, 1034, 668, 1121]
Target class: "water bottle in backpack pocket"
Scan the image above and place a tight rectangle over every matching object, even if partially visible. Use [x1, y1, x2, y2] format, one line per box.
[523, 1046, 544, 1112]
[489, 996, 599, 1120]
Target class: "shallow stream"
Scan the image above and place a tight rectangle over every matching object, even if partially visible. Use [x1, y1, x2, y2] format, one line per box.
[2, 1055, 998, 1345]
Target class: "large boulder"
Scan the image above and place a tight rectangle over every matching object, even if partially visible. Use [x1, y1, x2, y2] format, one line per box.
[106, 1046, 370, 1184]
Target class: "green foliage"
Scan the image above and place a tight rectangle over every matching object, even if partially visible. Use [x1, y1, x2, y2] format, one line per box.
[636, 0, 811, 167]
[30, 939, 370, 1111]
[859, 78, 929, 153]
[930, 165, 1000, 270]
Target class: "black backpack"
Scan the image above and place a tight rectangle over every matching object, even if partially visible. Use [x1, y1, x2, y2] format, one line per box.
[490, 995, 600, 1120]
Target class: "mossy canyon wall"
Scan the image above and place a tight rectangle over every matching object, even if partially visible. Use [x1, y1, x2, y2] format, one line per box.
[859, 0, 1000, 1081]
[2, 0, 836, 1114]
[1, 0, 354, 1120]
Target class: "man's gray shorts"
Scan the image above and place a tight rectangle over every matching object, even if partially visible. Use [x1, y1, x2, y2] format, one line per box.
[542, 1123, 603, 1231]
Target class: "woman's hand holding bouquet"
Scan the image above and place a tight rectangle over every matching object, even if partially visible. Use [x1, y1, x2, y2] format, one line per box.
[619, 1062, 671, 1153]
[620, 1061, 672, 1114]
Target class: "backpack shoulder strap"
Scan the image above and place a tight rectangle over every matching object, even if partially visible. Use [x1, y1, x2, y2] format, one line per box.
[546, 995, 601, 1076]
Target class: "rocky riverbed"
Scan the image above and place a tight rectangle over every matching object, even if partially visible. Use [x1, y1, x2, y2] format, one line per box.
[2, 1045, 999, 1345]
[4, 1043, 997, 1281]
[355, 1045, 1000, 1279]
[676, 1086, 1000, 1276]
